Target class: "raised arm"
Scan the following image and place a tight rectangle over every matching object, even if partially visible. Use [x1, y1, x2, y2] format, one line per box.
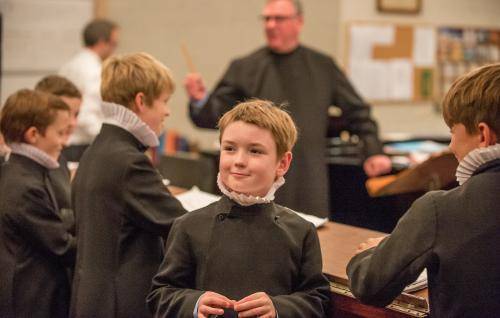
[187, 61, 248, 129]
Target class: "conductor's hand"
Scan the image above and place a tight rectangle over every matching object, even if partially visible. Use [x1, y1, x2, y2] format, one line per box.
[356, 236, 386, 254]
[198, 291, 234, 318]
[234, 292, 276, 318]
[184, 73, 207, 101]
[363, 154, 392, 177]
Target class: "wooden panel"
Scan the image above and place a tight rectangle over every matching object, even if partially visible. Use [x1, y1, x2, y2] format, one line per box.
[318, 222, 429, 317]
[318, 222, 385, 281]
[94, 0, 108, 18]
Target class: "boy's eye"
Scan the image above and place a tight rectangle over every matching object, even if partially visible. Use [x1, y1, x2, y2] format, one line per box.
[250, 148, 263, 154]
[222, 145, 235, 152]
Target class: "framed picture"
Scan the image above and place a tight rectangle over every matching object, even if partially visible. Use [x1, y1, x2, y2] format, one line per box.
[377, 0, 422, 14]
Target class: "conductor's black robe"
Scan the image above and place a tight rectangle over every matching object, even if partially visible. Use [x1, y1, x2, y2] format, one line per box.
[0, 154, 76, 318]
[70, 124, 186, 318]
[190, 45, 382, 217]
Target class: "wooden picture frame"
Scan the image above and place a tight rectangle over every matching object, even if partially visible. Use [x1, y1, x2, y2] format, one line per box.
[377, 0, 422, 14]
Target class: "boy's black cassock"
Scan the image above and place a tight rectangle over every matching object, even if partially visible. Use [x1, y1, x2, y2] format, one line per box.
[348, 159, 500, 317]
[0, 154, 76, 318]
[148, 196, 330, 317]
[70, 124, 186, 317]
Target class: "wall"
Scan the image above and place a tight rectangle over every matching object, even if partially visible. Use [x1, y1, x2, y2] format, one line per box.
[0, 0, 92, 103]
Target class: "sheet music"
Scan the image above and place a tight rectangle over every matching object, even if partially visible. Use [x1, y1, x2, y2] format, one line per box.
[175, 187, 220, 212]
[294, 211, 329, 228]
[404, 269, 428, 293]
[175, 187, 328, 228]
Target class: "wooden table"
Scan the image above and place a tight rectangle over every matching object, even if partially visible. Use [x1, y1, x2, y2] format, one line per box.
[318, 222, 429, 317]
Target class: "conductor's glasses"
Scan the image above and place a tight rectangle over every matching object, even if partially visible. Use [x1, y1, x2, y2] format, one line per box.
[260, 15, 298, 23]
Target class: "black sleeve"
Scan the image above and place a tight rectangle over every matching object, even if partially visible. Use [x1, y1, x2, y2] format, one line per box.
[123, 153, 187, 237]
[147, 217, 204, 316]
[15, 186, 76, 267]
[189, 60, 248, 129]
[330, 60, 383, 157]
[271, 223, 331, 318]
[347, 192, 438, 307]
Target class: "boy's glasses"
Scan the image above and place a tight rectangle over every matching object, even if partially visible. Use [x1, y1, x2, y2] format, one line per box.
[260, 14, 298, 23]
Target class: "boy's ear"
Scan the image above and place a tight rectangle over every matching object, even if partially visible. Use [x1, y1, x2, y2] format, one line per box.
[132, 92, 146, 113]
[276, 151, 293, 178]
[478, 122, 497, 146]
[23, 127, 39, 145]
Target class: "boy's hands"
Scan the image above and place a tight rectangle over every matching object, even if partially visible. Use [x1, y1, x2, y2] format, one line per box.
[198, 291, 234, 318]
[234, 292, 276, 318]
[356, 236, 387, 254]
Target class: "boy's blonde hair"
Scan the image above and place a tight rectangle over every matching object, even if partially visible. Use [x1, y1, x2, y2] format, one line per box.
[218, 99, 298, 157]
[101, 52, 175, 108]
[442, 63, 500, 136]
[0, 89, 70, 143]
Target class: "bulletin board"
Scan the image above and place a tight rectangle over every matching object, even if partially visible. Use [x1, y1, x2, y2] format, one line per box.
[346, 22, 500, 104]
[346, 22, 437, 103]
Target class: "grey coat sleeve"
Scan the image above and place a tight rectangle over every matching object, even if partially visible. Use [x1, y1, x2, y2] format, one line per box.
[347, 192, 438, 307]
[189, 60, 248, 129]
[14, 186, 76, 266]
[146, 217, 204, 317]
[329, 59, 383, 157]
[123, 153, 187, 237]
[271, 223, 330, 318]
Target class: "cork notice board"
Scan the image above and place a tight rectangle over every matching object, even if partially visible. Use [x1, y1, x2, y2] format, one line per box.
[347, 22, 436, 103]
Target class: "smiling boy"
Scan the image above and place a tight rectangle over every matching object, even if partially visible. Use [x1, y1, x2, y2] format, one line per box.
[0, 89, 75, 317]
[147, 100, 330, 318]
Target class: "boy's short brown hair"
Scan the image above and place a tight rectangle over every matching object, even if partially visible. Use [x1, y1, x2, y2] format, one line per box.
[0, 89, 70, 143]
[218, 99, 298, 157]
[101, 52, 175, 109]
[442, 63, 500, 136]
[35, 75, 82, 98]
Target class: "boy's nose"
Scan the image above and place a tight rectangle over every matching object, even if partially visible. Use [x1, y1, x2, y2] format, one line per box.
[234, 151, 247, 166]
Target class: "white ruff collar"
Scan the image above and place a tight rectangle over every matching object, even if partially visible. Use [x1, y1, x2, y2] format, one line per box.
[217, 173, 285, 206]
[102, 102, 159, 147]
[456, 144, 500, 185]
[9, 143, 59, 169]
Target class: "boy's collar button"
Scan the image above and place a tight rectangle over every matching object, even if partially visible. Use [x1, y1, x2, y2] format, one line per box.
[217, 214, 226, 222]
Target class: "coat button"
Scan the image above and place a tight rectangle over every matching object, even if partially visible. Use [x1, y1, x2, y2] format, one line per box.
[217, 214, 226, 222]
